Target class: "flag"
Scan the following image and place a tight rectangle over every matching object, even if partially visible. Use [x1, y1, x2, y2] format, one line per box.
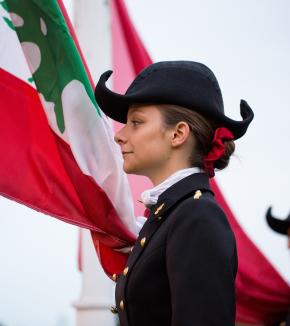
[0, 0, 137, 276]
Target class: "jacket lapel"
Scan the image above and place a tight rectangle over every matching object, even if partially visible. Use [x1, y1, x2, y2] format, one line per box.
[123, 173, 213, 275]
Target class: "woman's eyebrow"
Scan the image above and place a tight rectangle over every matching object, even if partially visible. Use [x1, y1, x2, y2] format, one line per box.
[128, 110, 147, 118]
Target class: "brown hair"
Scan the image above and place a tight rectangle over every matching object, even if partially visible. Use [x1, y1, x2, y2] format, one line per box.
[156, 104, 235, 171]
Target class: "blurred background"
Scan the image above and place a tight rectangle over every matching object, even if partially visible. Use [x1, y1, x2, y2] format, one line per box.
[0, 0, 289, 325]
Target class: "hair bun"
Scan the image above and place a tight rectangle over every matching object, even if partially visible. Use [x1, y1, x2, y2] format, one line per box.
[214, 140, 235, 170]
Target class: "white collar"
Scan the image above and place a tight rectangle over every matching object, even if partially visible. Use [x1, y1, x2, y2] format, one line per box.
[141, 167, 202, 208]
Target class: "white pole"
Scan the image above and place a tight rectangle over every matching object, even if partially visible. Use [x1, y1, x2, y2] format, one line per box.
[73, 0, 111, 83]
[73, 230, 116, 326]
[72, 1, 116, 325]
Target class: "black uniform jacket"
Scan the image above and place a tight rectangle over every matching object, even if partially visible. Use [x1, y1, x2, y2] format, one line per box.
[115, 172, 238, 326]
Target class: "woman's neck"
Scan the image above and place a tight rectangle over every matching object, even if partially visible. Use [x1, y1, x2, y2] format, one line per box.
[149, 164, 193, 186]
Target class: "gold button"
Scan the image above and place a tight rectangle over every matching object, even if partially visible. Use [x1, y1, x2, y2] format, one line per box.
[123, 266, 129, 276]
[110, 305, 118, 314]
[140, 237, 146, 247]
[120, 300, 125, 310]
[112, 273, 117, 282]
[157, 216, 162, 220]
[154, 203, 165, 215]
[193, 190, 202, 200]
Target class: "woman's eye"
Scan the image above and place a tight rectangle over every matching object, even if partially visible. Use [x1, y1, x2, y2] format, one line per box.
[131, 120, 141, 126]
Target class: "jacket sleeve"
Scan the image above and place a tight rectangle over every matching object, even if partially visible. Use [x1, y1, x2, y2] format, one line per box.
[166, 197, 237, 326]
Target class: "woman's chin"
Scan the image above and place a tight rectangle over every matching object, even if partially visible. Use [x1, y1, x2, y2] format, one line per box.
[123, 163, 135, 174]
[123, 163, 142, 175]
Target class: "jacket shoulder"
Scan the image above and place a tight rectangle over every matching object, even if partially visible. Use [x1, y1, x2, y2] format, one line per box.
[172, 192, 229, 225]
[165, 192, 237, 325]
[165, 192, 235, 247]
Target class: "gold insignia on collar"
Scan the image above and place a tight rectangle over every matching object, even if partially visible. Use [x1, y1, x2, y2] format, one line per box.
[110, 305, 118, 314]
[154, 203, 165, 215]
[140, 237, 146, 247]
[193, 190, 202, 200]
[123, 266, 129, 276]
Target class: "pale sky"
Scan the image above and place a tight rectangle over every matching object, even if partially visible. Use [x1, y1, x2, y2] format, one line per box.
[1, 1, 289, 325]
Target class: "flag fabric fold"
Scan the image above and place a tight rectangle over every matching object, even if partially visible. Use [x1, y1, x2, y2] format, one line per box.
[89, 0, 156, 277]
[0, 0, 137, 276]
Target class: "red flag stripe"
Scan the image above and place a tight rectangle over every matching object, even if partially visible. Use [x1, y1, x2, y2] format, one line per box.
[0, 68, 136, 245]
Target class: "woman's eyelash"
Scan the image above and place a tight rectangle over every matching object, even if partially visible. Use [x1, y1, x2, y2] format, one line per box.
[131, 120, 141, 125]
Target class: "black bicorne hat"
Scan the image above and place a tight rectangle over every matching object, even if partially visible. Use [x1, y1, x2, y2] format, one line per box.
[94, 61, 254, 139]
[266, 207, 290, 235]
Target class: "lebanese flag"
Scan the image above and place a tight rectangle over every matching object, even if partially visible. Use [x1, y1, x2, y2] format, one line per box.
[110, 0, 290, 325]
[0, 0, 138, 276]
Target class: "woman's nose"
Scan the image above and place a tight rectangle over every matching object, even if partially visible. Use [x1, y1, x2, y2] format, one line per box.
[114, 127, 127, 145]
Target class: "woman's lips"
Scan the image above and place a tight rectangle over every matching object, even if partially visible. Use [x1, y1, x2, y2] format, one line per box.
[122, 151, 133, 156]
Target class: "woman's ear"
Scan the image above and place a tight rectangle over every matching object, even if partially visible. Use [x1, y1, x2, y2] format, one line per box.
[171, 121, 191, 147]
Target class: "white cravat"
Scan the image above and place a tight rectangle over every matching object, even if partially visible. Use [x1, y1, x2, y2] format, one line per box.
[141, 167, 202, 208]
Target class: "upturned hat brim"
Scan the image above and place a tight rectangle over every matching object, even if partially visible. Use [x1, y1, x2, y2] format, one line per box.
[266, 207, 290, 235]
[95, 62, 254, 140]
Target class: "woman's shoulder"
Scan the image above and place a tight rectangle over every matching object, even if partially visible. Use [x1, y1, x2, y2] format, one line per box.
[177, 190, 224, 213]
[169, 191, 232, 232]
[166, 191, 236, 253]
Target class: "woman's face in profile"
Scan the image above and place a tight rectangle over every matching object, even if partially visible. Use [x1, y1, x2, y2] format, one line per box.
[114, 104, 172, 178]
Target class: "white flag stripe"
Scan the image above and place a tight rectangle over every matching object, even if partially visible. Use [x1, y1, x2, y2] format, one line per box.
[0, 6, 35, 86]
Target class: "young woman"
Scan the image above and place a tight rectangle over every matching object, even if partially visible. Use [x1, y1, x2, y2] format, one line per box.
[94, 61, 254, 326]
